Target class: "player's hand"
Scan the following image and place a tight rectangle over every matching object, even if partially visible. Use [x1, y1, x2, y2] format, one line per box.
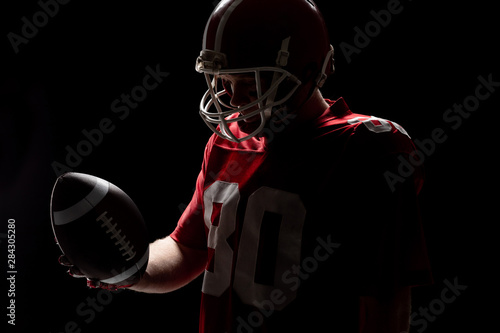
[58, 255, 134, 291]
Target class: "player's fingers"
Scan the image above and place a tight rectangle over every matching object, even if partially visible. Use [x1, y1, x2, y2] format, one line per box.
[67, 266, 86, 279]
[87, 279, 114, 290]
[86, 279, 132, 291]
[86, 279, 102, 289]
[58, 255, 87, 278]
[58, 255, 72, 267]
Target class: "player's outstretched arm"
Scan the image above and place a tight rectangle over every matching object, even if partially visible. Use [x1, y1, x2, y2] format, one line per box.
[129, 236, 207, 294]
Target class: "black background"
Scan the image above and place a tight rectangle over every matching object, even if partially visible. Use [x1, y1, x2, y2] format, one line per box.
[1, 0, 498, 332]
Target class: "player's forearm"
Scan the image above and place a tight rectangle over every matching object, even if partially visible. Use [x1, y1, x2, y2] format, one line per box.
[129, 236, 207, 294]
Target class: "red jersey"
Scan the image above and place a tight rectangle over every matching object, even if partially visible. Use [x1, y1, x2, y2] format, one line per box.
[171, 98, 432, 332]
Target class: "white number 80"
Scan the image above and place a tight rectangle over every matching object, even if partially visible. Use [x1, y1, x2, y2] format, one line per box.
[202, 181, 306, 310]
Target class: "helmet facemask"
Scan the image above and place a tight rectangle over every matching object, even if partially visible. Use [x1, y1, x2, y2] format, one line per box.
[196, 38, 302, 143]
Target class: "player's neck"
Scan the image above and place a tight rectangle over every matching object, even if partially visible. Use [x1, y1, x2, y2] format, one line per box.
[303, 89, 330, 115]
[292, 88, 330, 124]
[267, 89, 329, 144]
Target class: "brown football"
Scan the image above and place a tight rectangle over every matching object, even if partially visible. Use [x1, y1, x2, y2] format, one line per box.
[50, 172, 149, 286]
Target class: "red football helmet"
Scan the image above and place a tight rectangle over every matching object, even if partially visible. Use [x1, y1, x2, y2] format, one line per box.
[196, 0, 335, 142]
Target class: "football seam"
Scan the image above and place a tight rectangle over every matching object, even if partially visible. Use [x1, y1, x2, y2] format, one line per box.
[96, 211, 137, 261]
[52, 177, 138, 262]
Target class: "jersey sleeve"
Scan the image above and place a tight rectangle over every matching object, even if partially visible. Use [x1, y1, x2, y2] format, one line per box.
[343, 122, 433, 295]
[169, 171, 207, 250]
[169, 139, 215, 250]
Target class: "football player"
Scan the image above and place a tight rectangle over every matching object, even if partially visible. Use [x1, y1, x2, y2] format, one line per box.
[62, 0, 432, 332]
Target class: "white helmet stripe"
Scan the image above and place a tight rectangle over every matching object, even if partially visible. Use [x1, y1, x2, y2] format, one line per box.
[52, 178, 109, 226]
[213, 0, 244, 52]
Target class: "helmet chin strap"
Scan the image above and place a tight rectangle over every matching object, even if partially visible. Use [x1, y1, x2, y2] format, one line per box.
[316, 45, 335, 88]
[262, 37, 292, 121]
[262, 44, 334, 136]
[256, 40, 334, 137]
[288, 44, 335, 115]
